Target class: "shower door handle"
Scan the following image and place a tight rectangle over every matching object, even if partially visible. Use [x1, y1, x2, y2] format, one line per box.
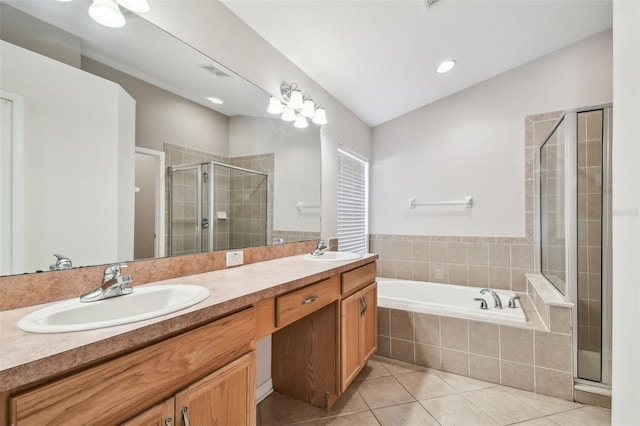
[201, 218, 209, 229]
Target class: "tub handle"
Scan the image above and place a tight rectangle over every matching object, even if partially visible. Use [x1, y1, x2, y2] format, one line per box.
[473, 298, 488, 310]
[508, 295, 521, 308]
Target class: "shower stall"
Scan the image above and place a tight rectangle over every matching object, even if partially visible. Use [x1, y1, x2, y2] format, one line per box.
[537, 106, 612, 389]
[168, 161, 268, 256]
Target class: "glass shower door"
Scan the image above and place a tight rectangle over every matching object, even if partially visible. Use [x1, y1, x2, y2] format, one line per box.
[169, 164, 203, 256]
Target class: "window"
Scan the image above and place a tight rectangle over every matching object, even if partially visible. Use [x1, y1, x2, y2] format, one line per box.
[337, 147, 369, 253]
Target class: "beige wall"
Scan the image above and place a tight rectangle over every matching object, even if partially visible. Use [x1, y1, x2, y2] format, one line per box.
[82, 57, 230, 156]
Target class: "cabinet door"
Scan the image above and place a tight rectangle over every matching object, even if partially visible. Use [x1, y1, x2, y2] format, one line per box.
[121, 399, 174, 426]
[341, 291, 364, 392]
[174, 352, 256, 426]
[361, 282, 378, 362]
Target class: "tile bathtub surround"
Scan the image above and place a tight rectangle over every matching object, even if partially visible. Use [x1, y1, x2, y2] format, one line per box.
[257, 356, 611, 426]
[0, 240, 319, 311]
[370, 235, 535, 292]
[378, 304, 575, 401]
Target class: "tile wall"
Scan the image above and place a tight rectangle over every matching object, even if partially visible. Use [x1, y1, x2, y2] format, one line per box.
[576, 111, 604, 377]
[165, 144, 274, 253]
[377, 303, 575, 400]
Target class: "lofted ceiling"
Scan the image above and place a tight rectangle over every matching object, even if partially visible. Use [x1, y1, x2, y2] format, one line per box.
[221, 0, 613, 127]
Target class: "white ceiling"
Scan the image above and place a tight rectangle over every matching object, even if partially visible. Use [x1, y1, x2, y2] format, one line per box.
[221, 0, 613, 127]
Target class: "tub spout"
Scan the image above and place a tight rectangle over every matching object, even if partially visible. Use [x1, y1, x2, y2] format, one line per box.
[480, 288, 502, 309]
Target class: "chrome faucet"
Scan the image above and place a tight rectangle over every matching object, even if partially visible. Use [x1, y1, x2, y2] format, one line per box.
[49, 254, 72, 271]
[480, 288, 503, 309]
[310, 239, 329, 256]
[80, 263, 133, 303]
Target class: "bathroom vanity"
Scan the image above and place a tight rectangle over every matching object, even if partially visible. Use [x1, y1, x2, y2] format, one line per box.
[0, 253, 377, 425]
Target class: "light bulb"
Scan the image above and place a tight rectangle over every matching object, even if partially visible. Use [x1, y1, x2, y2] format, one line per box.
[267, 96, 284, 114]
[281, 107, 296, 122]
[115, 0, 149, 13]
[312, 107, 327, 125]
[436, 59, 456, 74]
[301, 99, 316, 118]
[89, 0, 125, 28]
[294, 113, 309, 129]
[288, 89, 303, 109]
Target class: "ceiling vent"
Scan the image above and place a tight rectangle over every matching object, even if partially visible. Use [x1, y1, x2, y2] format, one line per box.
[198, 64, 231, 78]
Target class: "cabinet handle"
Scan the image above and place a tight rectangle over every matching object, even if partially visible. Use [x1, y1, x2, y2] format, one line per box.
[181, 406, 191, 426]
[360, 296, 367, 317]
[301, 295, 318, 304]
[165, 416, 172, 426]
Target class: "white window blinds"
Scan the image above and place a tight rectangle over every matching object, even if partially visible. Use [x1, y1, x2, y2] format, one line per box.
[337, 147, 369, 253]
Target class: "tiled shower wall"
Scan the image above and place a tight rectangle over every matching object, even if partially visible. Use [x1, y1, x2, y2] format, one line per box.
[371, 112, 564, 292]
[577, 111, 604, 357]
[165, 143, 229, 255]
[165, 143, 274, 253]
[228, 158, 270, 249]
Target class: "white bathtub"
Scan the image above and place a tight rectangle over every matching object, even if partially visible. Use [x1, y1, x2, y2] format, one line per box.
[377, 277, 526, 324]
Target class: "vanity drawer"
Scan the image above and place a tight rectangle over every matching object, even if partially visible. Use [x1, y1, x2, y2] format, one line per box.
[276, 276, 339, 327]
[341, 262, 376, 295]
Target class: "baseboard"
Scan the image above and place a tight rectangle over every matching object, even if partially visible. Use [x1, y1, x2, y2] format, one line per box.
[256, 378, 274, 404]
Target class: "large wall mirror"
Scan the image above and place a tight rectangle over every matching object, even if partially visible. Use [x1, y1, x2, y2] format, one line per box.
[0, 0, 321, 276]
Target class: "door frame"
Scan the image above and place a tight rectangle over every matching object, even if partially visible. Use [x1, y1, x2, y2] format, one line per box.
[134, 147, 165, 258]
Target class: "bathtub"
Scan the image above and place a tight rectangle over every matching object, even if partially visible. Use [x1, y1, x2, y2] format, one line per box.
[377, 277, 526, 324]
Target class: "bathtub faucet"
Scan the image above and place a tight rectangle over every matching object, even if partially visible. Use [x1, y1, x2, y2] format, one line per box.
[480, 288, 502, 309]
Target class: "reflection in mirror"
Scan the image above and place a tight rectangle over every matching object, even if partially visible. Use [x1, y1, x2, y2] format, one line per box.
[0, 1, 321, 276]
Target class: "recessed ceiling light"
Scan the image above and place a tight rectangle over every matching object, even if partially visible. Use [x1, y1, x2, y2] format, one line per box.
[436, 59, 456, 74]
[206, 97, 224, 105]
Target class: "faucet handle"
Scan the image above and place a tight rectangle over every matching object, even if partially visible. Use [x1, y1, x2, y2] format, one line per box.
[103, 262, 128, 280]
[508, 295, 521, 308]
[473, 298, 488, 310]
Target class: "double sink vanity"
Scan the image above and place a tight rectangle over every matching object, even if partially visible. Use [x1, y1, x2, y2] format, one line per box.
[0, 249, 378, 425]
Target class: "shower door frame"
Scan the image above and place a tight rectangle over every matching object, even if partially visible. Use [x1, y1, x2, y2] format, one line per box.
[538, 104, 613, 388]
[570, 105, 613, 388]
[168, 163, 206, 257]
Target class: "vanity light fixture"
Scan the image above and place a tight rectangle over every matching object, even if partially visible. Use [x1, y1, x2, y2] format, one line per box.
[436, 59, 456, 74]
[89, 0, 125, 28]
[294, 113, 309, 129]
[281, 106, 296, 122]
[267, 82, 328, 127]
[87, 0, 150, 28]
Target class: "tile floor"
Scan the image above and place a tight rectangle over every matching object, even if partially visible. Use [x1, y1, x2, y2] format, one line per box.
[257, 356, 611, 425]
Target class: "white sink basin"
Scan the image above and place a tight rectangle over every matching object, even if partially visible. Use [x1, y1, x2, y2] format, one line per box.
[18, 285, 210, 333]
[302, 251, 362, 262]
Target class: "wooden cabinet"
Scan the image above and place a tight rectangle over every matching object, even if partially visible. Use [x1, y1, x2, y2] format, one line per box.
[341, 279, 377, 392]
[125, 352, 255, 426]
[122, 400, 173, 426]
[9, 308, 256, 426]
[174, 351, 255, 426]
